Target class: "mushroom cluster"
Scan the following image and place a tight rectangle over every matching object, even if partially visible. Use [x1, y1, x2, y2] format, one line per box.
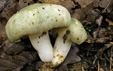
[5, 3, 71, 62]
[5, 3, 87, 67]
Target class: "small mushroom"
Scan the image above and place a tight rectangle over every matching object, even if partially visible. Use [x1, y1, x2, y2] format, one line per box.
[52, 18, 87, 67]
[5, 3, 71, 62]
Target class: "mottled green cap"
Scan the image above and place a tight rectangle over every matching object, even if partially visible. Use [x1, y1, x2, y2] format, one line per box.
[6, 3, 71, 41]
[57, 18, 87, 44]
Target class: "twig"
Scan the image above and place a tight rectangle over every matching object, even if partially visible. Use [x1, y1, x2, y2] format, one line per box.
[98, 61, 99, 71]
[82, 67, 85, 71]
[110, 46, 113, 71]
[79, 55, 97, 69]
[93, 42, 113, 67]
[103, 53, 110, 62]
[101, 0, 112, 13]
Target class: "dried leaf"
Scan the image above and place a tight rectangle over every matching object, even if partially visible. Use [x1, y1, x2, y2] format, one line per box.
[96, 15, 103, 26]
[0, 51, 38, 71]
[34, 61, 43, 70]
[103, 12, 113, 21]
[99, 68, 104, 71]
[39, 0, 59, 4]
[2, 39, 32, 54]
[86, 34, 94, 43]
[12, 59, 43, 71]
[0, 23, 6, 42]
[98, 28, 107, 38]
[99, 0, 113, 13]
[17, 0, 35, 11]
[22, 66, 34, 71]
[56, 0, 75, 12]
[92, 0, 100, 7]
[95, 37, 109, 43]
[0, 18, 7, 44]
[0, 0, 7, 12]
[0, 23, 5, 35]
[75, 0, 93, 8]
[72, 0, 101, 21]
[99, 0, 111, 8]
[68, 59, 88, 71]
[106, 18, 113, 26]
[11, 67, 22, 71]
[39, 0, 75, 12]
[1, 0, 17, 20]
[72, 3, 93, 21]
[93, 29, 99, 40]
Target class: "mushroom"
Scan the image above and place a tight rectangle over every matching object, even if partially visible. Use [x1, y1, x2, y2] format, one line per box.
[51, 18, 87, 66]
[5, 3, 71, 62]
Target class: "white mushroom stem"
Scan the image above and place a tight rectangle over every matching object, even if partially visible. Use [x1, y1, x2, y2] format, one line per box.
[52, 36, 72, 67]
[51, 18, 87, 67]
[29, 31, 53, 62]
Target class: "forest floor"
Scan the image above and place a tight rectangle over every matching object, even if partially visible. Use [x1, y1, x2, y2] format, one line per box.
[0, 0, 113, 71]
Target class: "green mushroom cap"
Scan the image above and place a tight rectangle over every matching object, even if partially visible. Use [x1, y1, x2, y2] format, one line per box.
[5, 3, 71, 41]
[55, 18, 87, 44]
